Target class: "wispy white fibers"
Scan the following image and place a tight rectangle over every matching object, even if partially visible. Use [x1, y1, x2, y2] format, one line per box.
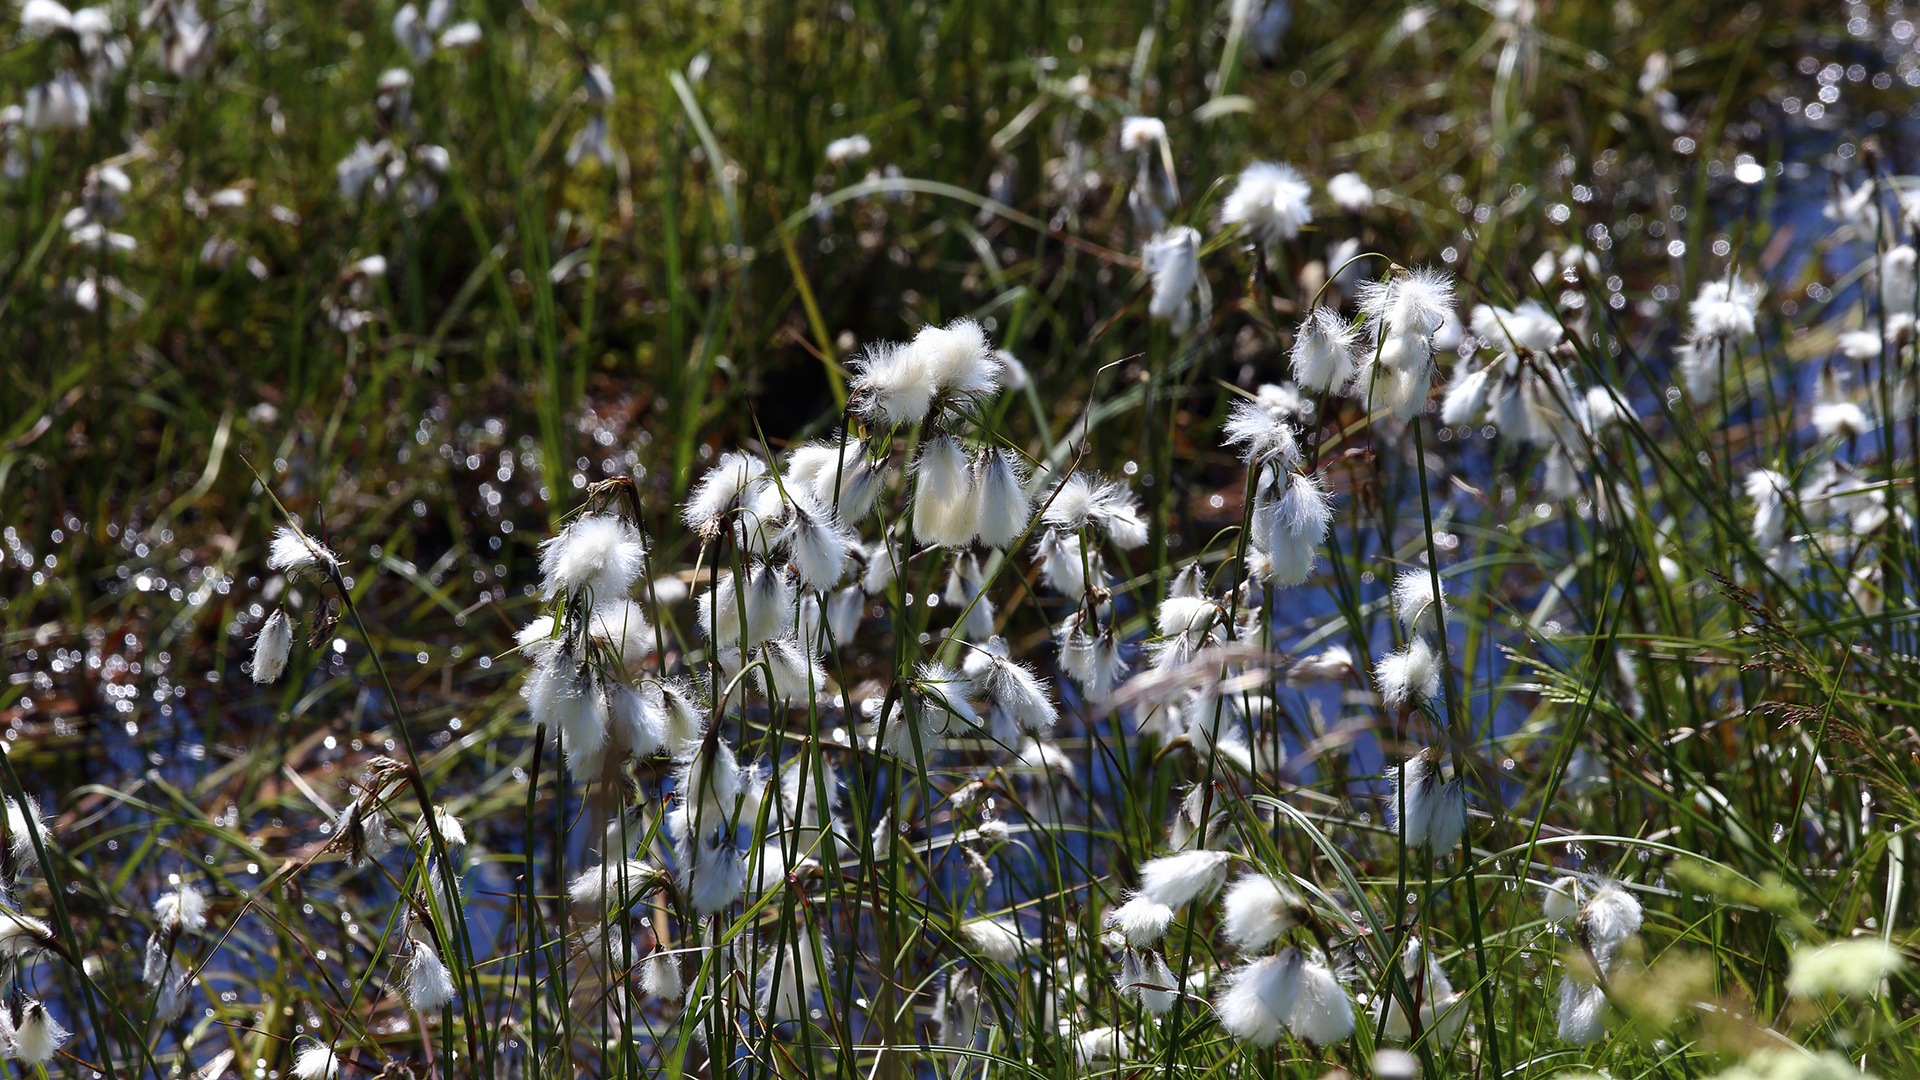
[1576, 881, 1643, 963]
[1381, 938, 1465, 1043]
[785, 437, 883, 522]
[1214, 948, 1304, 1045]
[1390, 569, 1448, 635]
[1135, 849, 1231, 908]
[12, 1000, 69, 1065]
[776, 494, 854, 591]
[1290, 306, 1362, 393]
[268, 524, 340, 578]
[1040, 473, 1149, 547]
[1388, 750, 1441, 848]
[1285, 644, 1354, 686]
[1222, 399, 1302, 468]
[1221, 161, 1313, 245]
[1687, 276, 1763, 344]
[1106, 895, 1176, 947]
[943, 554, 996, 641]
[976, 653, 1057, 735]
[1357, 266, 1457, 420]
[666, 803, 745, 916]
[1117, 948, 1179, 1015]
[1256, 471, 1333, 586]
[1744, 468, 1793, 551]
[911, 435, 980, 548]
[1121, 116, 1178, 227]
[960, 917, 1027, 963]
[1556, 976, 1608, 1044]
[908, 318, 1002, 402]
[849, 341, 935, 428]
[1220, 874, 1308, 953]
[587, 599, 655, 675]
[684, 450, 769, 537]
[1470, 300, 1563, 354]
[404, 923, 456, 1011]
[537, 513, 646, 602]
[1441, 365, 1492, 426]
[1326, 171, 1374, 213]
[1375, 636, 1440, 707]
[251, 609, 294, 683]
[758, 931, 833, 1021]
[1287, 958, 1355, 1045]
[972, 448, 1032, 549]
[292, 1043, 340, 1080]
[696, 563, 795, 650]
[1144, 226, 1203, 334]
[1542, 875, 1584, 928]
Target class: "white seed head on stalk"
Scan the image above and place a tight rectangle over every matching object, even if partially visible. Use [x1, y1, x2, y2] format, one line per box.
[1214, 948, 1304, 1046]
[537, 513, 646, 603]
[911, 435, 981, 548]
[1291, 306, 1362, 394]
[1427, 777, 1469, 853]
[1471, 300, 1563, 354]
[267, 524, 339, 578]
[292, 1043, 340, 1080]
[684, 451, 768, 537]
[1687, 276, 1762, 343]
[1221, 161, 1314, 245]
[1556, 975, 1607, 1044]
[959, 917, 1026, 964]
[1220, 874, 1309, 954]
[154, 883, 208, 934]
[1388, 750, 1442, 848]
[850, 341, 936, 428]
[1222, 399, 1302, 468]
[1144, 226, 1202, 333]
[404, 923, 456, 1011]
[1375, 636, 1441, 708]
[12, 1000, 69, 1065]
[1285, 644, 1353, 686]
[1135, 849, 1231, 908]
[1287, 957, 1355, 1045]
[909, 317, 1002, 403]
[1106, 895, 1176, 948]
[972, 448, 1032, 549]
[1391, 569, 1448, 635]
[1327, 171, 1374, 213]
[251, 609, 294, 684]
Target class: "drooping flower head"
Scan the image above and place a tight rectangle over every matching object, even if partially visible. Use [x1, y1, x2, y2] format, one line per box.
[1221, 161, 1314, 245]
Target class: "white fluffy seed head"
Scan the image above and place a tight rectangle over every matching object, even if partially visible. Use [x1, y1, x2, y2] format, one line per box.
[1291, 306, 1361, 393]
[1221, 161, 1314, 245]
[960, 918, 1026, 964]
[267, 525, 339, 578]
[684, 451, 769, 536]
[779, 495, 854, 592]
[154, 884, 209, 934]
[1144, 226, 1202, 331]
[1688, 276, 1762, 342]
[292, 1044, 340, 1080]
[1222, 399, 1302, 467]
[404, 927, 457, 1011]
[1441, 364, 1492, 427]
[1542, 875, 1583, 927]
[1427, 779, 1468, 854]
[1136, 849, 1231, 908]
[1375, 637, 1441, 708]
[1107, 895, 1176, 947]
[1471, 300, 1563, 353]
[1326, 171, 1374, 213]
[1556, 975, 1607, 1044]
[972, 449, 1032, 549]
[12, 999, 67, 1064]
[1287, 959, 1355, 1045]
[910, 318, 1001, 401]
[1285, 644, 1353, 686]
[1577, 882, 1643, 961]
[1221, 874, 1308, 954]
[850, 341, 936, 428]
[911, 436, 981, 548]
[538, 514, 646, 603]
[1390, 570, 1447, 635]
[1119, 116, 1167, 151]
[982, 654, 1057, 735]
[1214, 949, 1303, 1046]
[251, 609, 294, 684]
[1388, 750, 1441, 848]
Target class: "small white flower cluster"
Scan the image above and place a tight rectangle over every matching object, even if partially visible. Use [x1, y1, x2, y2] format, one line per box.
[1676, 276, 1763, 401]
[1375, 570, 1448, 711]
[1227, 383, 1335, 588]
[1286, 267, 1459, 422]
[1385, 747, 1467, 855]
